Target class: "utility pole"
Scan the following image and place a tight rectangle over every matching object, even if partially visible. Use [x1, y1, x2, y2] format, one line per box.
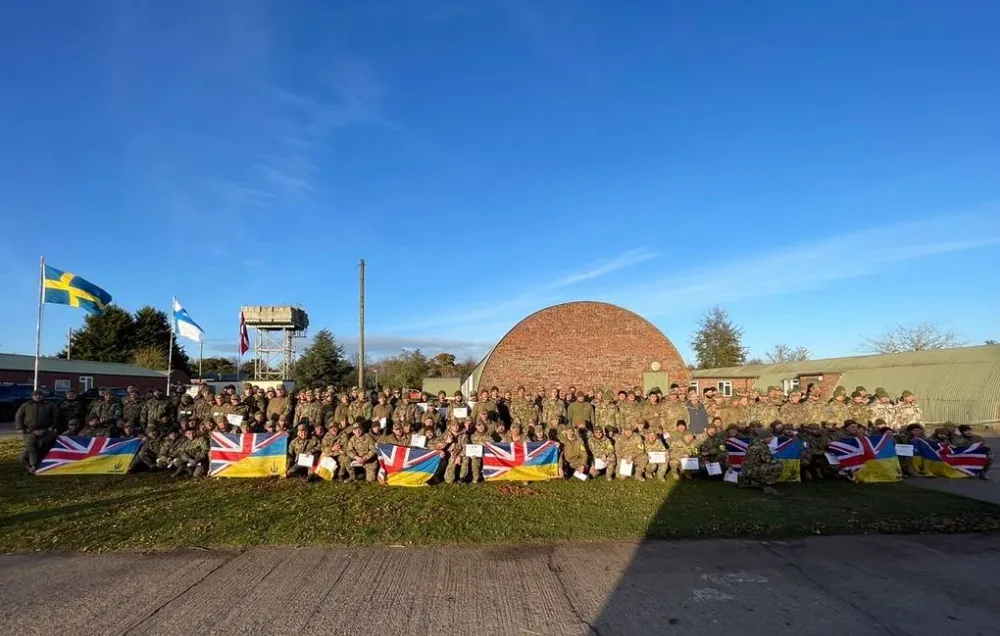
[66, 328, 73, 360]
[358, 259, 365, 389]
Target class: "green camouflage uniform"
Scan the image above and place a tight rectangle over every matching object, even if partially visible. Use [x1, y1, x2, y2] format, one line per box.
[287, 435, 320, 476]
[586, 431, 616, 479]
[643, 435, 668, 480]
[120, 395, 145, 427]
[142, 396, 173, 428]
[614, 431, 647, 480]
[175, 434, 210, 476]
[442, 432, 467, 484]
[540, 397, 566, 427]
[93, 398, 122, 425]
[668, 435, 698, 478]
[57, 398, 86, 433]
[739, 438, 782, 488]
[561, 435, 589, 476]
[340, 432, 379, 481]
[510, 396, 539, 430]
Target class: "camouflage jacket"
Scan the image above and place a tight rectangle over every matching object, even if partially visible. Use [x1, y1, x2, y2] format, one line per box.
[562, 437, 588, 467]
[345, 433, 378, 462]
[586, 435, 615, 461]
[615, 434, 645, 460]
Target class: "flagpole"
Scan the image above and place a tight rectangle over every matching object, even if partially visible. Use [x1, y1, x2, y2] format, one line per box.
[33, 256, 45, 390]
[166, 296, 175, 397]
[236, 310, 241, 384]
[199, 341, 204, 379]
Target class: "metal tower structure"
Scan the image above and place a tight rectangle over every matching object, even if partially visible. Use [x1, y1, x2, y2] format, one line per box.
[240, 305, 309, 381]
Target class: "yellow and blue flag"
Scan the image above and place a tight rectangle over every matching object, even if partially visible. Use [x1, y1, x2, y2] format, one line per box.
[828, 433, 902, 483]
[209, 432, 287, 478]
[377, 444, 443, 486]
[912, 438, 990, 478]
[36, 436, 140, 475]
[43, 265, 112, 315]
[484, 441, 560, 481]
[770, 436, 803, 482]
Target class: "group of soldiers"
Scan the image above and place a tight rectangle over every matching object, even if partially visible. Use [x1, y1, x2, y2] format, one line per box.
[15, 380, 989, 490]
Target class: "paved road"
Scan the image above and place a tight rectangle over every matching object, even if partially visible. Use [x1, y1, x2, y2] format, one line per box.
[2, 534, 998, 636]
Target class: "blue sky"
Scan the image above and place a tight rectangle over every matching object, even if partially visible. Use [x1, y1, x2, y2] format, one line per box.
[1, 0, 998, 365]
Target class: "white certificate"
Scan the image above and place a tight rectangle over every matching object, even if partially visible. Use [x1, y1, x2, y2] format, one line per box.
[648, 451, 667, 464]
[706, 462, 722, 476]
[895, 444, 914, 457]
[379, 417, 387, 427]
[723, 470, 739, 484]
[594, 458, 607, 470]
[418, 402, 429, 413]
[351, 459, 364, 468]
[226, 414, 243, 426]
[681, 457, 699, 471]
[319, 457, 337, 471]
[296, 453, 314, 468]
[825, 452, 841, 465]
[573, 471, 588, 481]
[619, 459, 634, 477]
[453, 407, 468, 419]
[465, 444, 483, 458]
[410, 434, 427, 448]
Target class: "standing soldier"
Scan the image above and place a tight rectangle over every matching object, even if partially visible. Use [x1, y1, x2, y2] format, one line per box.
[511, 386, 540, 430]
[869, 388, 895, 428]
[446, 391, 471, 424]
[333, 394, 352, 427]
[752, 389, 782, 426]
[442, 420, 468, 484]
[175, 393, 196, 425]
[846, 391, 873, 427]
[893, 390, 923, 430]
[15, 390, 58, 474]
[223, 392, 250, 428]
[266, 386, 291, 422]
[566, 391, 594, 430]
[92, 390, 122, 426]
[348, 391, 373, 424]
[614, 426, 647, 481]
[470, 389, 498, 423]
[120, 387, 145, 428]
[640, 389, 664, 433]
[586, 426, 617, 480]
[778, 390, 809, 429]
[142, 388, 173, 429]
[593, 391, 619, 435]
[463, 419, 493, 483]
[540, 388, 566, 427]
[617, 390, 642, 433]
[372, 393, 393, 427]
[57, 389, 86, 433]
[392, 395, 421, 428]
[663, 387, 690, 431]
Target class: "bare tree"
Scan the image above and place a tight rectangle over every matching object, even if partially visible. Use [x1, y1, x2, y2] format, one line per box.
[764, 344, 810, 364]
[861, 322, 965, 354]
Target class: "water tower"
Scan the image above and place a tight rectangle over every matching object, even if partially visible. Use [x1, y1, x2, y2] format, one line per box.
[240, 305, 309, 380]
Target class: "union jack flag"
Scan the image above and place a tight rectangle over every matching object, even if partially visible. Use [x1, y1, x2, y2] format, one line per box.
[724, 437, 749, 471]
[376, 444, 443, 485]
[36, 435, 140, 474]
[482, 441, 559, 480]
[828, 433, 894, 472]
[914, 439, 990, 477]
[209, 432, 287, 477]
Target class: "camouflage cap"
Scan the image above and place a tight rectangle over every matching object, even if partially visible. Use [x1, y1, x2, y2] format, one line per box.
[767, 385, 780, 392]
[874, 387, 889, 398]
[296, 423, 309, 430]
[901, 390, 914, 398]
[454, 391, 463, 397]
[850, 391, 862, 398]
[647, 386, 662, 396]
[855, 385, 866, 392]
[832, 385, 846, 396]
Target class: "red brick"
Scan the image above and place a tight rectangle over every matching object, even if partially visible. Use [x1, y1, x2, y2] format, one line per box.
[477, 302, 690, 393]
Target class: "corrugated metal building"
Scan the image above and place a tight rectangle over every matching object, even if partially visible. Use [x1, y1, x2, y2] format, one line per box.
[693, 345, 1000, 426]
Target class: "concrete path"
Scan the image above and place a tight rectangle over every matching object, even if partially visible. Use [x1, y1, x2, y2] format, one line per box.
[2, 534, 999, 636]
[909, 476, 1000, 505]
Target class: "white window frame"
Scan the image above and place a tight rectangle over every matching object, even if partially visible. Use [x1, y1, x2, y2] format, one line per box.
[717, 380, 733, 397]
[688, 380, 699, 392]
[782, 378, 800, 394]
[79, 376, 94, 391]
[54, 379, 71, 393]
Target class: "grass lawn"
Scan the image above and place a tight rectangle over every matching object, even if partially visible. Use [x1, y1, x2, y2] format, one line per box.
[2, 438, 999, 553]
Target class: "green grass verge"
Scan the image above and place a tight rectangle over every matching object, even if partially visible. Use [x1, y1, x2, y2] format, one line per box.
[2, 438, 999, 553]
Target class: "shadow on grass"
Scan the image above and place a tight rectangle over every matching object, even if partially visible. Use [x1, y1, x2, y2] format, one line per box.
[0, 490, 175, 527]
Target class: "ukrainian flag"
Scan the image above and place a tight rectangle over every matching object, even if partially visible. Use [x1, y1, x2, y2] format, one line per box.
[483, 441, 561, 482]
[771, 437, 803, 483]
[377, 445, 443, 487]
[912, 438, 982, 478]
[43, 265, 112, 315]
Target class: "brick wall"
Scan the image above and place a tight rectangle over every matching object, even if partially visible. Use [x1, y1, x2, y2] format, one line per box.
[798, 373, 844, 396]
[691, 376, 756, 395]
[477, 302, 691, 393]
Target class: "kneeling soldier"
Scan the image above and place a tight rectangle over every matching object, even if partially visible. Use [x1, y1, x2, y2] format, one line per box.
[287, 423, 319, 479]
[615, 427, 647, 481]
[561, 427, 589, 478]
[643, 429, 668, 481]
[339, 420, 378, 482]
[586, 426, 616, 480]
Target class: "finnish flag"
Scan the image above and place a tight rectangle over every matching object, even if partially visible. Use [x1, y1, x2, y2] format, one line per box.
[172, 298, 205, 343]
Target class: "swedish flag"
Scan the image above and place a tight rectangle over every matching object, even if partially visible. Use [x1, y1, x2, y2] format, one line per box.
[43, 265, 112, 315]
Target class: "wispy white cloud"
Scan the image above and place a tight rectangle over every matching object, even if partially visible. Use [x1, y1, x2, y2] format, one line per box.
[545, 248, 657, 289]
[605, 206, 1000, 319]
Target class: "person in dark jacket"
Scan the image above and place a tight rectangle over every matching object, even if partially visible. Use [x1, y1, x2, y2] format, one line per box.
[685, 388, 709, 434]
[14, 390, 59, 474]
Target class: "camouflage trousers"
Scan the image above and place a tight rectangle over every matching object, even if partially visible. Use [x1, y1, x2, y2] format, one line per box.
[20, 432, 52, 471]
[443, 455, 466, 484]
[338, 456, 378, 482]
[137, 444, 159, 469]
[459, 457, 483, 483]
[739, 462, 782, 488]
[617, 455, 648, 480]
[175, 452, 207, 477]
[645, 458, 668, 479]
[594, 455, 616, 480]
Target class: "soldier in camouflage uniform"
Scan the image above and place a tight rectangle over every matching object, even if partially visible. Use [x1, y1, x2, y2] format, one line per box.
[893, 390, 923, 430]
[592, 390, 619, 435]
[869, 388, 894, 428]
[662, 388, 689, 431]
[135, 426, 162, 470]
[286, 423, 320, 478]
[372, 393, 393, 427]
[566, 391, 594, 429]
[616, 390, 641, 433]
[442, 421, 468, 484]
[642, 429, 668, 481]
[615, 426, 647, 481]
[492, 420, 511, 443]
[446, 391, 470, 424]
[155, 429, 183, 469]
[92, 390, 122, 426]
[340, 421, 378, 482]
[955, 425, 992, 479]
[173, 428, 210, 477]
[778, 390, 809, 429]
[751, 390, 781, 426]
[640, 389, 664, 433]
[142, 388, 173, 429]
[586, 426, 616, 480]
[826, 386, 850, 426]
[739, 429, 782, 494]
[266, 386, 292, 423]
[463, 420, 493, 483]
[540, 388, 566, 427]
[57, 390, 86, 433]
[718, 395, 745, 430]
[668, 433, 699, 480]
[560, 427, 590, 478]
[894, 423, 925, 477]
[846, 392, 873, 427]
[120, 388, 145, 428]
[510, 386, 540, 431]
[798, 422, 832, 479]
[698, 423, 726, 470]
[392, 395, 421, 428]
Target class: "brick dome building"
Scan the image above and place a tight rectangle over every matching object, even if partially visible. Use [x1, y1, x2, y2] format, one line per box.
[469, 301, 690, 395]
